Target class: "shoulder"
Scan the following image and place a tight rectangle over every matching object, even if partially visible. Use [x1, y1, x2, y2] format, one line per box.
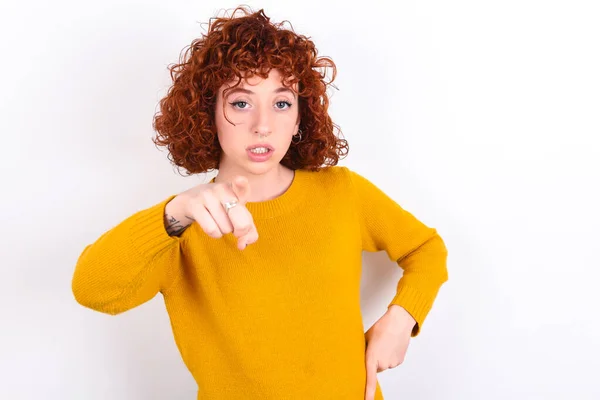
[297, 165, 391, 207]
[304, 165, 352, 179]
[298, 166, 371, 204]
[305, 165, 375, 189]
[301, 165, 354, 188]
[305, 166, 389, 201]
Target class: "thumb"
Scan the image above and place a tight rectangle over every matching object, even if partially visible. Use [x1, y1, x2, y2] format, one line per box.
[230, 176, 251, 205]
[365, 353, 378, 400]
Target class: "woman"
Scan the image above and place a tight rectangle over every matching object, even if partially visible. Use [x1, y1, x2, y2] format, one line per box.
[71, 7, 448, 400]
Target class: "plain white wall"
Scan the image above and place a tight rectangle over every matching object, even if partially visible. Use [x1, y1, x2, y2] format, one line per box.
[2, 0, 599, 398]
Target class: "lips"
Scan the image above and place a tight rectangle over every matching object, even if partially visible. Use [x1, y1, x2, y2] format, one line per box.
[247, 143, 274, 151]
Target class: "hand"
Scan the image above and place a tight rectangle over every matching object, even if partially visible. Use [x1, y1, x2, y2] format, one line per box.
[364, 305, 416, 400]
[181, 176, 258, 250]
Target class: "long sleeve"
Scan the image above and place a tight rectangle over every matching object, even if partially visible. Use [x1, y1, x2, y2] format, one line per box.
[71, 195, 183, 315]
[346, 168, 448, 336]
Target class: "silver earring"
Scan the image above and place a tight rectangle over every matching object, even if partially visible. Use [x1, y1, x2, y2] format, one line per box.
[292, 129, 303, 144]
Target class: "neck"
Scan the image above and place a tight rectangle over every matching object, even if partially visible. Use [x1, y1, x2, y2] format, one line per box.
[214, 164, 295, 203]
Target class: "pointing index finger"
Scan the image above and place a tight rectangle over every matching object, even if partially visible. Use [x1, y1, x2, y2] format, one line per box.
[365, 357, 378, 400]
[230, 176, 251, 205]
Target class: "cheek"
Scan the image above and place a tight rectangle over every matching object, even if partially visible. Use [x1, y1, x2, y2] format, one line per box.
[215, 108, 238, 150]
[217, 128, 237, 152]
[275, 114, 299, 133]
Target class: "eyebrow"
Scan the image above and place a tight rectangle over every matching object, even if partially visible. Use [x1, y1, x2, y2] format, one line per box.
[225, 87, 297, 99]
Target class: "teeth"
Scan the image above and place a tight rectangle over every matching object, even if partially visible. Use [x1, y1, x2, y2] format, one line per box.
[250, 147, 270, 154]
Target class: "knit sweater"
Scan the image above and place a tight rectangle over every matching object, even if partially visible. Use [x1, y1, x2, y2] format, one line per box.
[72, 165, 448, 399]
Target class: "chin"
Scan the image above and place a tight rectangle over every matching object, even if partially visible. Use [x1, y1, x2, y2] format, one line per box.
[247, 157, 287, 175]
[246, 163, 277, 176]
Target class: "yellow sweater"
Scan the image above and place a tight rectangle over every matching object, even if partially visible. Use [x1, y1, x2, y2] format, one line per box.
[72, 166, 448, 399]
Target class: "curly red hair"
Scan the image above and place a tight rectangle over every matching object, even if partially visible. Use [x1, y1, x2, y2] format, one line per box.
[152, 6, 348, 175]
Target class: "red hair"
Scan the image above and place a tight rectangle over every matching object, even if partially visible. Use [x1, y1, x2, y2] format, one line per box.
[152, 6, 349, 175]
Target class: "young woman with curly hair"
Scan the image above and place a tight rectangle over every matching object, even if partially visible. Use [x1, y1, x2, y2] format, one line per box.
[72, 6, 448, 400]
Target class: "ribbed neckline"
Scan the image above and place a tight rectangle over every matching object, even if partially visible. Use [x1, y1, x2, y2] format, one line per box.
[210, 168, 310, 220]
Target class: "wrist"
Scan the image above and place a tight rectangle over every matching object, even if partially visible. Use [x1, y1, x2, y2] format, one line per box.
[387, 305, 416, 326]
[169, 193, 189, 216]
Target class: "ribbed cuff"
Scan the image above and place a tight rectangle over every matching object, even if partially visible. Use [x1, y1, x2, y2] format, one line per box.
[129, 195, 180, 258]
[388, 282, 439, 337]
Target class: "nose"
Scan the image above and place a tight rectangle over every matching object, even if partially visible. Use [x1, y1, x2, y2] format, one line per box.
[252, 104, 273, 138]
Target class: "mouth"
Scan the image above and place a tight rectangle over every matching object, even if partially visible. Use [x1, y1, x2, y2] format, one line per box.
[246, 144, 274, 154]
[246, 143, 275, 162]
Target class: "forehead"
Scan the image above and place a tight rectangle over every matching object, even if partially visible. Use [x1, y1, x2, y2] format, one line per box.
[220, 69, 298, 93]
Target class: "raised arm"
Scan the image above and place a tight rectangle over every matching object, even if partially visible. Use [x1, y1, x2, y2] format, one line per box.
[71, 195, 186, 315]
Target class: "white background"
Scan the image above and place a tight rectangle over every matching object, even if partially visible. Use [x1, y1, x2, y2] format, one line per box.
[2, 0, 599, 399]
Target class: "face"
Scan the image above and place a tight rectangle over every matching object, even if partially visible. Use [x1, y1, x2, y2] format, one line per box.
[215, 68, 300, 176]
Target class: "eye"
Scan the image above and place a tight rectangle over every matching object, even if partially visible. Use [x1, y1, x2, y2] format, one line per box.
[275, 101, 292, 110]
[230, 101, 248, 109]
